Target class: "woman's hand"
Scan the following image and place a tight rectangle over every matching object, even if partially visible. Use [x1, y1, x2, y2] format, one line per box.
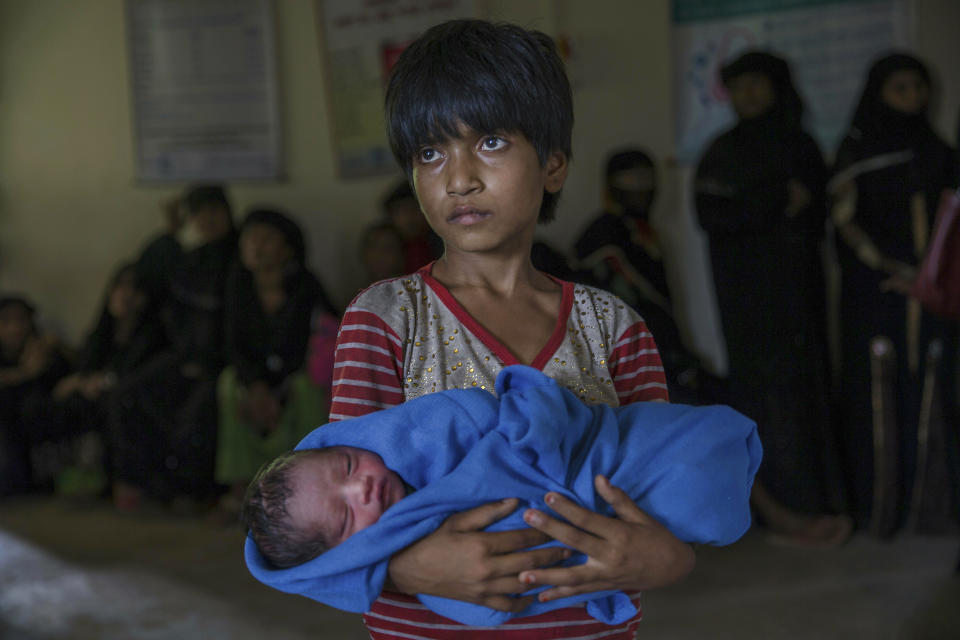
[53, 374, 83, 401]
[387, 498, 573, 612]
[242, 381, 281, 433]
[19, 337, 53, 378]
[877, 258, 917, 296]
[517, 475, 695, 603]
[785, 179, 812, 218]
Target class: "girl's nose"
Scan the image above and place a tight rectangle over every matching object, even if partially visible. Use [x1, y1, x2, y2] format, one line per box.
[446, 152, 481, 197]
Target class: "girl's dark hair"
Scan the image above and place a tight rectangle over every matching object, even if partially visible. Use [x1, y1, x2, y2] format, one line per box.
[605, 148, 655, 178]
[0, 295, 36, 318]
[184, 183, 231, 216]
[78, 262, 144, 371]
[241, 450, 332, 569]
[384, 19, 573, 223]
[240, 208, 307, 267]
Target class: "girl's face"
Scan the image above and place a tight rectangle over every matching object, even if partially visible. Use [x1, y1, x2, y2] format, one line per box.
[107, 271, 146, 320]
[881, 69, 929, 114]
[411, 123, 567, 259]
[386, 196, 430, 240]
[190, 206, 232, 244]
[0, 304, 32, 356]
[362, 228, 405, 282]
[727, 72, 775, 121]
[240, 223, 293, 273]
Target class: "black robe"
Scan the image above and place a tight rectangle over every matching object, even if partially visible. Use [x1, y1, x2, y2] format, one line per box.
[695, 112, 839, 514]
[224, 263, 337, 390]
[574, 213, 702, 403]
[109, 233, 237, 501]
[832, 108, 959, 528]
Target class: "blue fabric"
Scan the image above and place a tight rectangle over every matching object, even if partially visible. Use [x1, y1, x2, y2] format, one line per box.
[245, 365, 761, 625]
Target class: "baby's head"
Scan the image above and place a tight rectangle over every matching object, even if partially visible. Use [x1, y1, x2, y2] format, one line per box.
[384, 19, 573, 223]
[242, 446, 407, 569]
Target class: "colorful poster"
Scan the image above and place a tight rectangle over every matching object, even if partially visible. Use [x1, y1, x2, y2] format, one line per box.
[672, 0, 913, 163]
[317, 0, 474, 178]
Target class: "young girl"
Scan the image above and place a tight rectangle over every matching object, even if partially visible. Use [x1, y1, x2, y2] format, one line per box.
[327, 19, 694, 640]
[49, 263, 167, 495]
[0, 295, 72, 494]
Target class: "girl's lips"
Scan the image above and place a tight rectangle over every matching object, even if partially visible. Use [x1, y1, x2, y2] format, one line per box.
[448, 206, 491, 225]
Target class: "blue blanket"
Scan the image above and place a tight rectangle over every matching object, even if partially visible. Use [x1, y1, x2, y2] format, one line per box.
[245, 365, 761, 625]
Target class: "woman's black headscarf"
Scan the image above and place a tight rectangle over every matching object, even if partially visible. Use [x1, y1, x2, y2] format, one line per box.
[849, 52, 933, 148]
[721, 50, 804, 130]
[240, 208, 307, 268]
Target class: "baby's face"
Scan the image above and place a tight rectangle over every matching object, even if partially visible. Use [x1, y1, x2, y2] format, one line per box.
[288, 447, 406, 547]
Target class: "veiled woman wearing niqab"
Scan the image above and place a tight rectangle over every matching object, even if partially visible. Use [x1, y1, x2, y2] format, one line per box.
[695, 51, 843, 529]
[830, 52, 959, 532]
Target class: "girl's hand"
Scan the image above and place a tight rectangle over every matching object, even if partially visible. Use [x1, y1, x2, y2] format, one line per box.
[518, 475, 695, 602]
[387, 498, 573, 612]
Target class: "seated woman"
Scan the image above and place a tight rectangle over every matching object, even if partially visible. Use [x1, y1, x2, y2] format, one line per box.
[110, 184, 238, 510]
[48, 263, 167, 496]
[214, 208, 338, 520]
[0, 295, 72, 494]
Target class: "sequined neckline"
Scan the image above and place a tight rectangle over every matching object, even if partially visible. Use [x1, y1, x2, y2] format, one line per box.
[417, 262, 574, 369]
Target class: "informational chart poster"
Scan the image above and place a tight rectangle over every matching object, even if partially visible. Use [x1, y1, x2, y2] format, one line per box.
[126, 0, 282, 181]
[672, 0, 913, 163]
[317, 0, 474, 178]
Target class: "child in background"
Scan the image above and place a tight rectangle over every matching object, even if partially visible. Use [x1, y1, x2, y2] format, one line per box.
[48, 263, 167, 496]
[328, 19, 694, 639]
[0, 296, 72, 494]
[380, 180, 442, 273]
[245, 365, 761, 625]
[358, 221, 406, 286]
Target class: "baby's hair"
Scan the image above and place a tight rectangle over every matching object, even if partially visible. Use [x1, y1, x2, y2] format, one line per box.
[384, 19, 573, 223]
[241, 449, 332, 569]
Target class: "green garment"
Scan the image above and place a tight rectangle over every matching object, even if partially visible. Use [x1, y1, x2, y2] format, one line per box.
[215, 367, 329, 485]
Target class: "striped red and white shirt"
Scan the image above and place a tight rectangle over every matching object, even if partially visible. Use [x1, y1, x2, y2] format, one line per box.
[330, 264, 668, 639]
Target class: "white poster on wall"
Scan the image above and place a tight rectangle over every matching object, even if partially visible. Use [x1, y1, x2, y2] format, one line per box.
[672, 0, 913, 164]
[126, 0, 282, 182]
[317, 0, 475, 178]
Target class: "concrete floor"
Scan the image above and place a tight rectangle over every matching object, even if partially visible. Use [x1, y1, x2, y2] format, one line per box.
[1, 496, 958, 639]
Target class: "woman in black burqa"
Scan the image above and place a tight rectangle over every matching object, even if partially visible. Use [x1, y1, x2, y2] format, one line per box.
[695, 50, 849, 544]
[830, 52, 959, 532]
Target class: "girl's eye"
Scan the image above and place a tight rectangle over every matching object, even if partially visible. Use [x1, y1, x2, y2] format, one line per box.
[481, 136, 506, 151]
[417, 147, 439, 163]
